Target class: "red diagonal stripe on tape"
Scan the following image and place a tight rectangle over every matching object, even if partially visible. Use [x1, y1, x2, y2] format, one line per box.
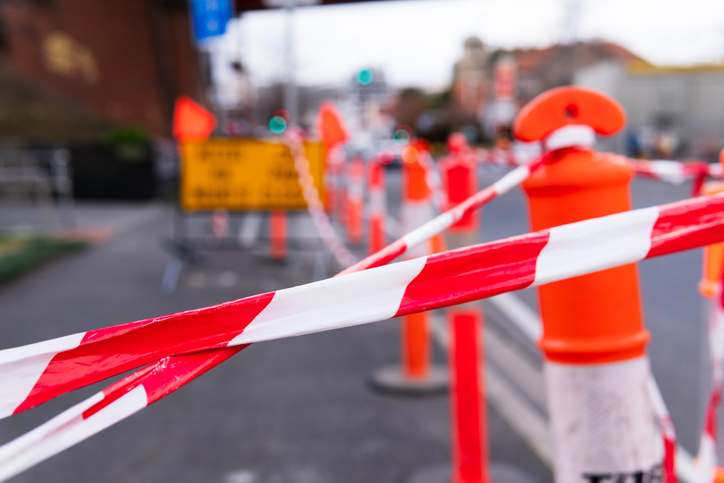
[14, 293, 273, 414]
[0, 346, 247, 483]
[3, 192, 724, 479]
[648, 194, 724, 258]
[396, 232, 550, 316]
[82, 346, 246, 420]
[4, 191, 724, 421]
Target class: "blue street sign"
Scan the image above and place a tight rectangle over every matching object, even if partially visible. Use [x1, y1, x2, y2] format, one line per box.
[191, 0, 232, 42]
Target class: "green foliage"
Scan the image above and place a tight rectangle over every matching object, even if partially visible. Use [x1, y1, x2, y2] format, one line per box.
[0, 236, 87, 283]
[102, 127, 150, 146]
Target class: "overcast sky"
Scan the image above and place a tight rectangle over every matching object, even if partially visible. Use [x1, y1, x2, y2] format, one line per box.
[210, 0, 724, 90]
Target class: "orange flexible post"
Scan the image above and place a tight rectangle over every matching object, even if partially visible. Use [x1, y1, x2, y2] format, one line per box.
[346, 157, 365, 245]
[270, 211, 287, 261]
[401, 143, 434, 380]
[518, 87, 663, 481]
[441, 138, 489, 483]
[699, 181, 724, 298]
[367, 159, 386, 256]
[370, 140, 446, 394]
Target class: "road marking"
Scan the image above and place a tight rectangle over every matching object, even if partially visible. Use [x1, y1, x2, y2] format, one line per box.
[238, 212, 262, 249]
[430, 314, 552, 467]
[488, 293, 542, 341]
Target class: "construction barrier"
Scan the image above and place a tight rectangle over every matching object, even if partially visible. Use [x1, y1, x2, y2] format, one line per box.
[5, 91, 724, 483]
[270, 210, 287, 261]
[346, 156, 365, 245]
[317, 102, 350, 217]
[695, 179, 724, 483]
[516, 86, 663, 482]
[340, 150, 550, 275]
[367, 157, 386, 256]
[370, 140, 448, 393]
[286, 128, 358, 268]
[441, 143, 489, 483]
[2, 189, 724, 480]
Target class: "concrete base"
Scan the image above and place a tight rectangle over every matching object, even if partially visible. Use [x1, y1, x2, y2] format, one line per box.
[407, 462, 540, 483]
[369, 364, 448, 396]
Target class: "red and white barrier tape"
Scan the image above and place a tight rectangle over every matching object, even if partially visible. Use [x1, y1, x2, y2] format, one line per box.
[0, 144, 551, 480]
[340, 153, 551, 274]
[476, 148, 520, 167]
[0, 347, 244, 481]
[633, 160, 722, 185]
[4, 185, 724, 479]
[691, 281, 724, 483]
[285, 129, 359, 268]
[417, 148, 447, 212]
[3, 192, 724, 420]
[477, 146, 723, 190]
[648, 375, 679, 483]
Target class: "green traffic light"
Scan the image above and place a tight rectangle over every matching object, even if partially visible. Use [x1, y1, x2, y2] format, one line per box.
[269, 116, 287, 134]
[356, 68, 374, 86]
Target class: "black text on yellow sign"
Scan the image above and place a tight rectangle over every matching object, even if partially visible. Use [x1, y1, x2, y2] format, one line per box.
[180, 138, 325, 211]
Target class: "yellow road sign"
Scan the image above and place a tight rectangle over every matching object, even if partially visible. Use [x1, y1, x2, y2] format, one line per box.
[180, 138, 325, 211]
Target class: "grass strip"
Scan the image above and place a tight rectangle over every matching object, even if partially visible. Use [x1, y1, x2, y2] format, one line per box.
[0, 235, 88, 282]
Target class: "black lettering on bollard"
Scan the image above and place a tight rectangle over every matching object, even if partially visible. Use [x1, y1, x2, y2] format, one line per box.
[648, 464, 663, 483]
[582, 463, 663, 483]
[582, 474, 612, 483]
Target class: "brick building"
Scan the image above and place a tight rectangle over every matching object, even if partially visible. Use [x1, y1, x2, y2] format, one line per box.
[0, 0, 203, 137]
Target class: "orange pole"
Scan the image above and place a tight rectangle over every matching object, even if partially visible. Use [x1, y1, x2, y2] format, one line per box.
[517, 87, 662, 480]
[401, 142, 434, 379]
[403, 311, 429, 378]
[325, 161, 337, 216]
[337, 161, 347, 227]
[347, 157, 365, 245]
[442, 140, 488, 483]
[367, 158, 386, 255]
[449, 309, 486, 483]
[370, 140, 447, 394]
[523, 148, 646, 364]
[270, 211, 287, 261]
[700, 182, 724, 298]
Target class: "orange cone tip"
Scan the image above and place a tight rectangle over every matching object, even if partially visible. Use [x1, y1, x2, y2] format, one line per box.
[173, 96, 217, 141]
[317, 102, 349, 149]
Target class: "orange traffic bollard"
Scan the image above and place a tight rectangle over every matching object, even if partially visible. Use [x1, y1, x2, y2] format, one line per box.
[696, 173, 724, 482]
[440, 137, 489, 483]
[173, 96, 217, 141]
[517, 87, 663, 481]
[270, 211, 287, 262]
[699, 182, 724, 298]
[699, 155, 724, 298]
[346, 157, 365, 245]
[367, 157, 386, 256]
[370, 140, 447, 394]
[316, 102, 349, 220]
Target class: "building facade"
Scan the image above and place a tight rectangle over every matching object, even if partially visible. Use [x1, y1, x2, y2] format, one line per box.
[575, 61, 724, 159]
[0, 0, 203, 137]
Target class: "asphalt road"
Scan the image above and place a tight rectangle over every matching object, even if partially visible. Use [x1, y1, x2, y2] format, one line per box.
[0, 164, 715, 483]
[0, 201, 548, 483]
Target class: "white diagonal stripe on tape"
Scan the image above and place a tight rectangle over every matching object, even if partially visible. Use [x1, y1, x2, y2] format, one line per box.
[650, 160, 688, 185]
[492, 165, 530, 195]
[0, 386, 147, 482]
[402, 212, 454, 249]
[533, 207, 659, 286]
[0, 333, 85, 419]
[694, 434, 716, 483]
[229, 256, 427, 345]
[710, 164, 723, 178]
